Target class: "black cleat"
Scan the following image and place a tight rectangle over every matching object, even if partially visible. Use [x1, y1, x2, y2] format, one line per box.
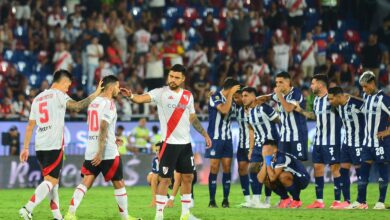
[222, 198, 230, 208]
[208, 200, 218, 208]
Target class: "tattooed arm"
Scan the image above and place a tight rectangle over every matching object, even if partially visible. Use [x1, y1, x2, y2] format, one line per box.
[190, 114, 212, 148]
[294, 103, 316, 120]
[91, 120, 109, 166]
[67, 80, 103, 112]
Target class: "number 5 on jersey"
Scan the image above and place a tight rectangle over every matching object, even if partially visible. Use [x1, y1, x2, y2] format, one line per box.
[39, 102, 49, 123]
[88, 110, 99, 131]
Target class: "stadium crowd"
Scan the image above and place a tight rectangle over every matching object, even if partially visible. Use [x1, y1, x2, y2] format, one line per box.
[0, 0, 389, 121]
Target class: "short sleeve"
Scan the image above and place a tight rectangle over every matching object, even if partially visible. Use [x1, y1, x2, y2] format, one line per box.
[57, 91, 71, 108]
[352, 98, 364, 113]
[188, 93, 196, 114]
[287, 88, 303, 105]
[147, 87, 163, 105]
[209, 93, 223, 108]
[101, 100, 116, 124]
[262, 104, 278, 121]
[271, 92, 278, 102]
[274, 155, 289, 169]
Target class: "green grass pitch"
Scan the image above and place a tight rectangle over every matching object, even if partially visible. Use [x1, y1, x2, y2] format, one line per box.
[1, 184, 389, 220]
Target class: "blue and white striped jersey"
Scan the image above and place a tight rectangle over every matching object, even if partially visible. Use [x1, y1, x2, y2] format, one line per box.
[232, 103, 250, 149]
[246, 104, 279, 146]
[313, 94, 342, 146]
[361, 90, 390, 147]
[337, 97, 365, 147]
[272, 87, 308, 142]
[208, 91, 234, 140]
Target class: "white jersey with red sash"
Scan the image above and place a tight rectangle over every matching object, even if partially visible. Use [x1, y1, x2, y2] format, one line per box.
[299, 39, 317, 65]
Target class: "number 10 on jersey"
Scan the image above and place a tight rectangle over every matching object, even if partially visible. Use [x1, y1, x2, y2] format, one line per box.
[88, 110, 99, 131]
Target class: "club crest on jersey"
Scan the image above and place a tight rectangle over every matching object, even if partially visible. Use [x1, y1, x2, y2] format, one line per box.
[163, 166, 169, 175]
[210, 150, 216, 156]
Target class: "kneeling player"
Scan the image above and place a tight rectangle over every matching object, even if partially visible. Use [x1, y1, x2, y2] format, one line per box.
[258, 140, 310, 208]
[64, 76, 140, 220]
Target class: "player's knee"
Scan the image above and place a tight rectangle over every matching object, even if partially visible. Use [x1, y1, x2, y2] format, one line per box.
[249, 163, 260, 173]
[313, 164, 325, 176]
[330, 164, 340, 176]
[238, 166, 248, 176]
[112, 180, 125, 189]
[159, 177, 171, 186]
[181, 174, 193, 184]
[279, 172, 293, 186]
[210, 163, 219, 174]
[147, 172, 153, 184]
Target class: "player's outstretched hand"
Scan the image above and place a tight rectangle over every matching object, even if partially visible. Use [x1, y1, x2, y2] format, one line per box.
[91, 152, 103, 166]
[95, 80, 104, 95]
[205, 134, 212, 149]
[377, 128, 390, 140]
[115, 137, 123, 146]
[166, 199, 174, 208]
[20, 149, 29, 163]
[120, 88, 132, 98]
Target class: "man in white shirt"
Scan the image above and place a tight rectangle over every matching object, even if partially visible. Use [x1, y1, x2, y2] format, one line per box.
[273, 37, 291, 72]
[64, 75, 140, 220]
[121, 64, 212, 220]
[134, 25, 151, 55]
[299, 32, 317, 78]
[19, 70, 103, 220]
[87, 37, 104, 93]
[53, 41, 74, 72]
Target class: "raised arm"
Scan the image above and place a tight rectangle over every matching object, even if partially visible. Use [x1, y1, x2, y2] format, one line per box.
[255, 94, 273, 105]
[274, 88, 296, 113]
[120, 88, 152, 104]
[67, 80, 104, 112]
[216, 85, 240, 115]
[20, 120, 36, 162]
[91, 120, 109, 166]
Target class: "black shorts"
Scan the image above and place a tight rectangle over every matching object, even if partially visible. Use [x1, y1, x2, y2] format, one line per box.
[81, 156, 123, 182]
[158, 143, 194, 178]
[36, 149, 63, 179]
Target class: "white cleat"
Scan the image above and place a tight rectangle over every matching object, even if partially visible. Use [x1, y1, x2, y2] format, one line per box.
[19, 207, 32, 220]
[154, 212, 163, 220]
[345, 201, 368, 209]
[252, 202, 271, 209]
[239, 201, 252, 208]
[180, 212, 201, 220]
[373, 202, 386, 210]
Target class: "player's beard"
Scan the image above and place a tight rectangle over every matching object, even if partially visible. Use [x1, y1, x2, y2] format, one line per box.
[168, 82, 179, 90]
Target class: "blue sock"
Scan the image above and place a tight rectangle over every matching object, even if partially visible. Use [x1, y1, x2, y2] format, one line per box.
[340, 168, 350, 202]
[273, 185, 289, 200]
[208, 173, 217, 201]
[265, 186, 272, 197]
[286, 183, 300, 201]
[315, 176, 324, 200]
[222, 172, 231, 199]
[378, 163, 389, 203]
[239, 174, 250, 196]
[334, 176, 342, 201]
[250, 172, 261, 195]
[357, 162, 371, 203]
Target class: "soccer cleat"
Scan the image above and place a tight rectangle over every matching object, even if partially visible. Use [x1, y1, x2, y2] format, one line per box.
[19, 207, 33, 220]
[239, 201, 252, 208]
[221, 199, 230, 208]
[252, 202, 271, 209]
[278, 197, 292, 208]
[208, 200, 218, 208]
[154, 212, 163, 220]
[345, 201, 368, 209]
[306, 200, 325, 209]
[373, 202, 386, 210]
[330, 201, 341, 209]
[180, 212, 201, 220]
[126, 215, 142, 220]
[64, 212, 77, 220]
[289, 200, 302, 208]
[332, 201, 350, 209]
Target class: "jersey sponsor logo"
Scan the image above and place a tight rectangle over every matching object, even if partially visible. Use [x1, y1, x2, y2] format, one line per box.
[37, 94, 53, 102]
[88, 135, 99, 140]
[38, 125, 52, 132]
[168, 95, 174, 100]
[167, 103, 187, 110]
[162, 166, 169, 175]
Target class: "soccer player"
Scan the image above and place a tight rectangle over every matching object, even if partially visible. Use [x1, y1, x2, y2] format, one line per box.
[271, 72, 308, 161]
[64, 75, 140, 220]
[19, 69, 103, 220]
[122, 64, 212, 220]
[295, 74, 343, 208]
[348, 71, 390, 209]
[232, 90, 252, 207]
[206, 77, 240, 208]
[258, 140, 310, 208]
[242, 87, 279, 208]
[328, 86, 364, 209]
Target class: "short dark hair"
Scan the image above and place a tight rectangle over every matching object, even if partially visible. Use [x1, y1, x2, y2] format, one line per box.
[312, 74, 328, 87]
[102, 75, 119, 90]
[117, 125, 124, 130]
[241, 86, 257, 96]
[276, 71, 291, 80]
[152, 125, 159, 133]
[328, 86, 344, 96]
[262, 139, 278, 148]
[53, 69, 72, 83]
[222, 77, 240, 90]
[170, 64, 186, 76]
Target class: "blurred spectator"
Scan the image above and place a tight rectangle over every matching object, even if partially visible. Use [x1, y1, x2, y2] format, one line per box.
[6, 66, 24, 96]
[238, 45, 256, 63]
[53, 41, 73, 71]
[145, 44, 164, 89]
[31, 0, 47, 23]
[116, 125, 129, 155]
[28, 19, 48, 52]
[193, 65, 210, 104]
[377, 15, 390, 52]
[47, 5, 67, 28]
[39, 79, 49, 93]
[31, 51, 52, 87]
[15, 0, 31, 21]
[339, 62, 354, 89]
[200, 12, 219, 53]
[299, 32, 317, 79]
[361, 32, 383, 81]
[148, 0, 166, 20]
[320, 0, 338, 31]
[272, 35, 291, 72]
[285, 0, 307, 42]
[86, 36, 104, 92]
[12, 93, 30, 119]
[150, 125, 161, 146]
[265, 2, 285, 31]
[68, 4, 83, 29]
[113, 18, 130, 62]
[129, 118, 150, 153]
[0, 23, 13, 52]
[229, 9, 251, 52]
[245, 64, 260, 90]
[134, 22, 151, 56]
[106, 39, 123, 70]
[3, 126, 20, 155]
[0, 97, 17, 119]
[185, 44, 208, 71]
[116, 95, 132, 121]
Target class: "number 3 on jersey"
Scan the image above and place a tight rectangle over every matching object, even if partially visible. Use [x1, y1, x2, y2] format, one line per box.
[88, 110, 99, 131]
[39, 102, 49, 123]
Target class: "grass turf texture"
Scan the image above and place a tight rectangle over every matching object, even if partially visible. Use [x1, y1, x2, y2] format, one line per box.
[1, 184, 388, 220]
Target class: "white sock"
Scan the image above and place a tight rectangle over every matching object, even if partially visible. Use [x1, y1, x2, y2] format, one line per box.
[25, 180, 53, 212]
[265, 196, 271, 204]
[317, 199, 324, 203]
[114, 187, 128, 219]
[48, 184, 62, 219]
[252, 194, 260, 203]
[69, 184, 87, 214]
[244, 195, 251, 203]
[181, 194, 192, 216]
[156, 195, 168, 215]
